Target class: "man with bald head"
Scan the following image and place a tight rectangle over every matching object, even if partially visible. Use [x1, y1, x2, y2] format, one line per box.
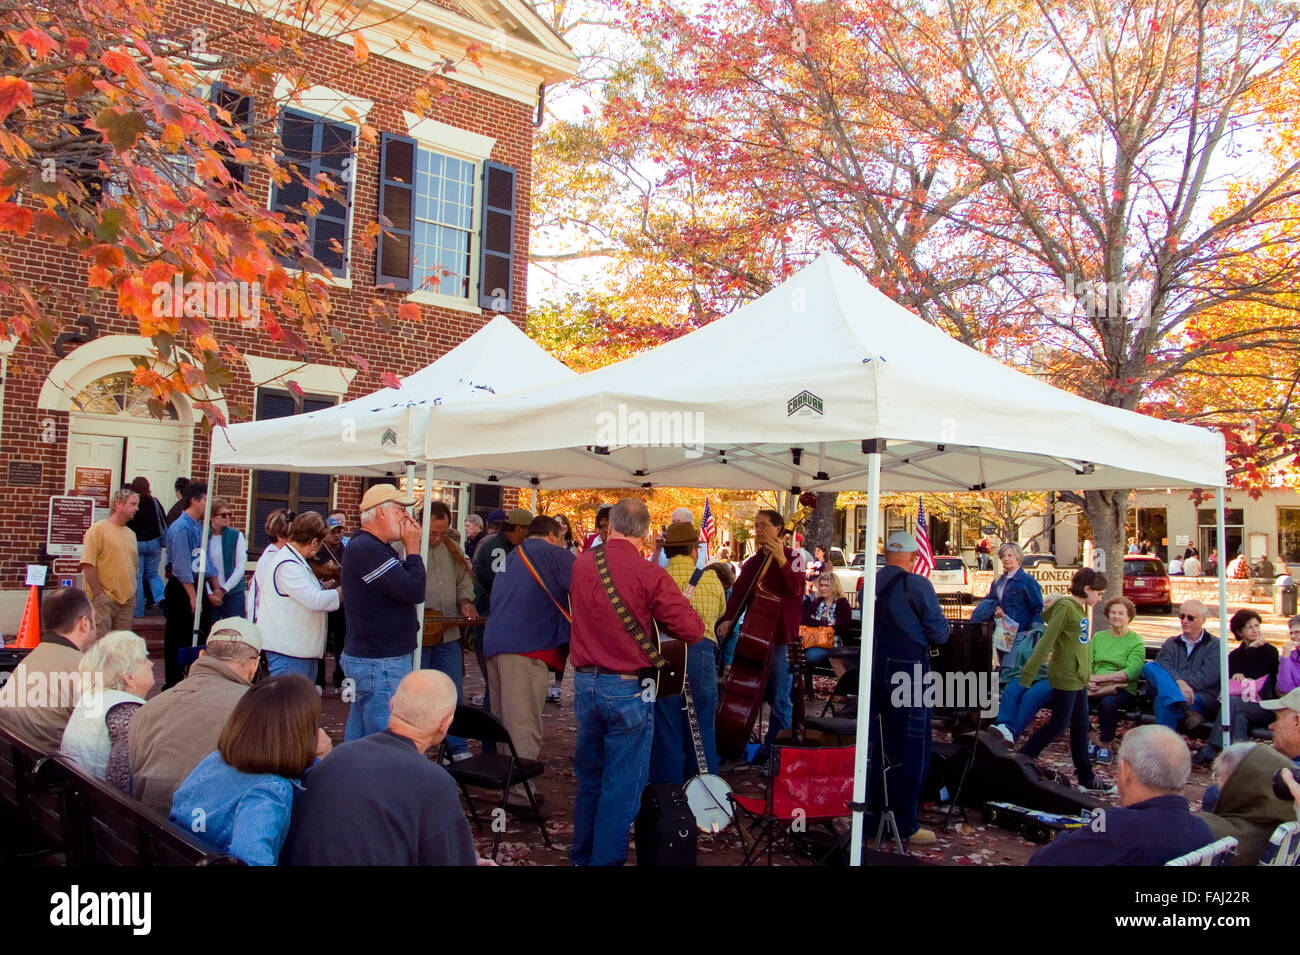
[1029, 725, 1213, 865]
[282, 669, 477, 865]
[1141, 599, 1222, 733]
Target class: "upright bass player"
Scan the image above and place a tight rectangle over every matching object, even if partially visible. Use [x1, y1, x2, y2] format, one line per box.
[714, 509, 806, 764]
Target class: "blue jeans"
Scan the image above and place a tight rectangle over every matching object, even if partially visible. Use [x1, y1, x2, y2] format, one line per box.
[571, 671, 654, 866]
[650, 640, 719, 783]
[995, 678, 1053, 739]
[135, 537, 168, 616]
[1142, 662, 1214, 729]
[266, 652, 318, 680]
[422, 641, 467, 756]
[763, 640, 792, 749]
[214, 590, 245, 622]
[341, 652, 413, 742]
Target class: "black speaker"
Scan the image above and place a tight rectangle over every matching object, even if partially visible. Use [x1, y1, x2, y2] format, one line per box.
[931, 618, 995, 676]
[634, 783, 697, 866]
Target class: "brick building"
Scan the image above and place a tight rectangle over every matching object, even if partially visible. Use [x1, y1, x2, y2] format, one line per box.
[0, 0, 577, 627]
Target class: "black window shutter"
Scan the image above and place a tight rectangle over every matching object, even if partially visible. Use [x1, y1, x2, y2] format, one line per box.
[250, 389, 337, 556]
[210, 84, 253, 186]
[477, 161, 516, 312]
[269, 110, 355, 275]
[376, 133, 416, 292]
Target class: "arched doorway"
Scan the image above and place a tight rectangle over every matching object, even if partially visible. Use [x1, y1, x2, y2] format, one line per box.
[64, 371, 187, 510]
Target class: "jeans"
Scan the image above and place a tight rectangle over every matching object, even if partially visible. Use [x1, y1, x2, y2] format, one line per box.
[341, 652, 413, 742]
[1097, 688, 1139, 743]
[266, 652, 318, 680]
[214, 590, 246, 622]
[422, 641, 467, 755]
[135, 537, 167, 615]
[866, 640, 932, 837]
[1019, 688, 1096, 788]
[1142, 662, 1214, 729]
[804, 646, 830, 669]
[1230, 699, 1273, 743]
[650, 640, 719, 783]
[995, 678, 1053, 739]
[571, 671, 654, 866]
[763, 640, 792, 749]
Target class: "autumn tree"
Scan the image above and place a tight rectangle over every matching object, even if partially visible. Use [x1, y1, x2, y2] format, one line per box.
[0, 0, 464, 421]
[533, 0, 1300, 594]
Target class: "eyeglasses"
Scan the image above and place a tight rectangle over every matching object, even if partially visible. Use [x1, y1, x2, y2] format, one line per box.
[1178, 613, 1201, 621]
[216, 512, 231, 518]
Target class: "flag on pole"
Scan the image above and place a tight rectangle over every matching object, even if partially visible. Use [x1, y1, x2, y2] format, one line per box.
[700, 498, 716, 561]
[914, 496, 934, 577]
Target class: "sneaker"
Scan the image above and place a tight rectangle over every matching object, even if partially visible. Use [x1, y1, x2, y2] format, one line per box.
[991, 724, 1014, 744]
[1087, 742, 1099, 761]
[1192, 746, 1219, 767]
[451, 751, 473, 762]
[547, 686, 562, 703]
[1079, 777, 1111, 793]
[315, 685, 323, 696]
[469, 693, 485, 707]
[908, 827, 937, 846]
[1096, 747, 1112, 764]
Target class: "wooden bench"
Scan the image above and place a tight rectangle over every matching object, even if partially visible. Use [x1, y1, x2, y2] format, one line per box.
[0, 726, 70, 861]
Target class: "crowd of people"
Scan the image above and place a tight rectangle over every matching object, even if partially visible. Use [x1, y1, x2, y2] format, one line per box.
[4, 481, 1299, 868]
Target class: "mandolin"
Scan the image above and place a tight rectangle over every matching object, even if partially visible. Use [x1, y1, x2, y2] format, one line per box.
[422, 608, 484, 647]
[714, 493, 818, 761]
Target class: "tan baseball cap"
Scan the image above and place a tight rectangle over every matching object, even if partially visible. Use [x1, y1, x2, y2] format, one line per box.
[206, 617, 263, 653]
[504, 507, 533, 527]
[360, 483, 418, 513]
[1262, 689, 1300, 714]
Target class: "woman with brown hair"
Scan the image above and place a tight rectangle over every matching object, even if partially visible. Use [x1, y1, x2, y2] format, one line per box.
[259, 512, 341, 680]
[248, 508, 292, 623]
[169, 674, 328, 865]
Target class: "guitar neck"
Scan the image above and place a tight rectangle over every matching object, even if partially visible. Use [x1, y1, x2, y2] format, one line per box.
[682, 679, 709, 778]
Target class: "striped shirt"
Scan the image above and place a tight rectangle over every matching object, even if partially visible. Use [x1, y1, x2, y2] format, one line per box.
[341, 529, 426, 658]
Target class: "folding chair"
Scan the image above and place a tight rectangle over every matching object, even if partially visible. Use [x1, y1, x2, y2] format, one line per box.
[1164, 836, 1238, 866]
[821, 668, 859, 718]
[729, 744, 854, 865]
[439, 705, 551, 860]
[1260, 821, 1300, 866]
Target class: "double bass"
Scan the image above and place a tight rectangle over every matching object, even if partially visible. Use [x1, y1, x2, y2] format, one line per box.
[714, 493, 818, 761]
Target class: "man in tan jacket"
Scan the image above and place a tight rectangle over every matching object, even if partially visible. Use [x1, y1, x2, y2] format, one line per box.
[0, 589, 98, 751]
[127, 617, 262, 815]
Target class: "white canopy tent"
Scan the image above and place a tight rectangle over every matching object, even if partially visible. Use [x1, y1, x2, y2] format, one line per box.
[193, 314, 577, 671]
[423, 253, 1230, 865]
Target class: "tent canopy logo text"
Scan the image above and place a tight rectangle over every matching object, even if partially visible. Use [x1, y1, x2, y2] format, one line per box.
[787, 390, 823, 416]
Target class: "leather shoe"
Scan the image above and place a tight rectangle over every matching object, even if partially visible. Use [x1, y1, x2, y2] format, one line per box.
[1180, 709, 1205, 732]
[907, 827, 937, 846]
[1192, 746, 1219, 767]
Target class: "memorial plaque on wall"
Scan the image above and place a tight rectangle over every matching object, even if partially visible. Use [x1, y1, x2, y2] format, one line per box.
[215, 473, 243, 498]
[73, 466, 113, 508]
[47, 496, 94, 556]
[7, 460, 42, 486]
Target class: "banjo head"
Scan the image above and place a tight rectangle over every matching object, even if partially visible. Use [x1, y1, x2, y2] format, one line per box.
[685, 774, 734, 832]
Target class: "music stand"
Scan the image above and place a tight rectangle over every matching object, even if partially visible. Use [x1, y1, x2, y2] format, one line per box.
[871, 713, 905, 854]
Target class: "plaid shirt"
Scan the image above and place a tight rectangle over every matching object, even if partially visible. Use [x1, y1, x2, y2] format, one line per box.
[665, 555, 725, 643]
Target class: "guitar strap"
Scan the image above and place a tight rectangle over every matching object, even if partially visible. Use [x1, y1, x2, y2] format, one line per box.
[593, 544, 667, 669]
[517, 543, 572, 623]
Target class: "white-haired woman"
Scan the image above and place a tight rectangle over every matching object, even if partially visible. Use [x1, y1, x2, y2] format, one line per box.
[60, 630, 154, 793]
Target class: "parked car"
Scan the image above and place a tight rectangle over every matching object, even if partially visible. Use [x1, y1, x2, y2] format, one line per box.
[929, 556, 972, 598]
[835, 552, 867, 607]
[1021, 554, 1058, 568]
[1123, 555, 1172, 614]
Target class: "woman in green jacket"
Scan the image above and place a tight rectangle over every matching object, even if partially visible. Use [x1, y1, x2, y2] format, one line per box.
[1018, 568, 1109, 791]
[1088, 596, 1146, 764]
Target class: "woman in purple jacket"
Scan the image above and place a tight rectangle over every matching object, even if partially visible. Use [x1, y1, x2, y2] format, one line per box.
[1278, 614, 1300, 695]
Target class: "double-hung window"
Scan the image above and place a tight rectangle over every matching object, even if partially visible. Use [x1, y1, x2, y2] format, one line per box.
[270, 109, 356, 275]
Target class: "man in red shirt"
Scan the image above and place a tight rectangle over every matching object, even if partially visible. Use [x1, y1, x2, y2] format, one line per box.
[569, 497, 703, 866]
[715, 509, 806, 762]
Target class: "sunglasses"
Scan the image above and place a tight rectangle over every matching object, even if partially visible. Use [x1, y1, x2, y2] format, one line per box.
[1178, 613, 1201, 621]
[216, 512, 232, 518]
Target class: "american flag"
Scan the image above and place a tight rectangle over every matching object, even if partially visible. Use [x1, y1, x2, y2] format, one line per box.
[701, 499, 716, 546]
[914, 496, 934, 577]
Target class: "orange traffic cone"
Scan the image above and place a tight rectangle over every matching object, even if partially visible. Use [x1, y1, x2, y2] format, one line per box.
[14, 585, 40, 648]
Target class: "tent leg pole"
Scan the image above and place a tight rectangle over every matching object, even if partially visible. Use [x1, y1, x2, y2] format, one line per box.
[192, 459, 216, 647]
[851, 441, 883, 866]
[413, 463, 433, 672]
[1216, 488, 1230, 751]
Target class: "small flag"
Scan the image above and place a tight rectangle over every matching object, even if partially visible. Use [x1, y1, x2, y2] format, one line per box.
[701, 499, 716, 544]
[914, 496, 934, 577]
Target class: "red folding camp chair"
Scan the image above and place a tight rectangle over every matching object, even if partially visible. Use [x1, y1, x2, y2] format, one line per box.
[729, 744, 855, 865]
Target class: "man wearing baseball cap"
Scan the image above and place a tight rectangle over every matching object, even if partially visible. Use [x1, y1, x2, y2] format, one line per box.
[470, 507, 533, 714]
[1262, 688, 1300, 764]
[128, 617, 267, 814]
[864, 530, 950, 847]
[340, 484, 426, 741]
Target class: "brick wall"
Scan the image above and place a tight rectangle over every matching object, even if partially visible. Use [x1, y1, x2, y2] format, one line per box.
[0, 0, 542, 589]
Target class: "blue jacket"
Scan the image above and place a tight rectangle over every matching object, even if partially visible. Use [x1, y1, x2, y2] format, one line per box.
[169, 751, 299, 866]
[484, 539, 575, 658]
[1028, 795, 1213, 866]
[972, 567, 1044, 634]
[341, 529, 425, 658]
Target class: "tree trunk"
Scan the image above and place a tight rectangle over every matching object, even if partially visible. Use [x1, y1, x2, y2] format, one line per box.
[1083, 490, 1125, 600]
[804, 491, 838, 557]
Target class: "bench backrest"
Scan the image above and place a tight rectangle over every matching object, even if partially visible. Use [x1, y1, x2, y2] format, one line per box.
[0, 726, 67, 854]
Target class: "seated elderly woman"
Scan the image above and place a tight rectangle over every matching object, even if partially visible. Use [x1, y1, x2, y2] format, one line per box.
[1088, 596, 1146, 764]
[1195, 608, 1279, 766]
[801, 571, 853, 677]
[60, 630, 155, 793]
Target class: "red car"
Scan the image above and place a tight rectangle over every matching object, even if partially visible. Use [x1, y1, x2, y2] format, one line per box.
[1123, 555, 1172, 614]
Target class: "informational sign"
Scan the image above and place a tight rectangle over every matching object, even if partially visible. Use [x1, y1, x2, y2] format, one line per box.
[215, 473, 243, 499]
[73, 466, 113, 508]
[7, 460, 42, 486]
[47, 496, 94, 557]
[24, 565, 47, 587]
[1175, 535, 1189, 546]
[971, 564, 1075, 597]
[51, 558, 80, 576]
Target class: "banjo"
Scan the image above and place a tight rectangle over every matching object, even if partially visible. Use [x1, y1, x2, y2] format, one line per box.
[682, 676, 733, 832]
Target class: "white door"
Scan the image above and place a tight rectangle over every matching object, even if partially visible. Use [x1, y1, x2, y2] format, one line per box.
[64, 434, 124, 514]
[124, 436, 183, 503]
